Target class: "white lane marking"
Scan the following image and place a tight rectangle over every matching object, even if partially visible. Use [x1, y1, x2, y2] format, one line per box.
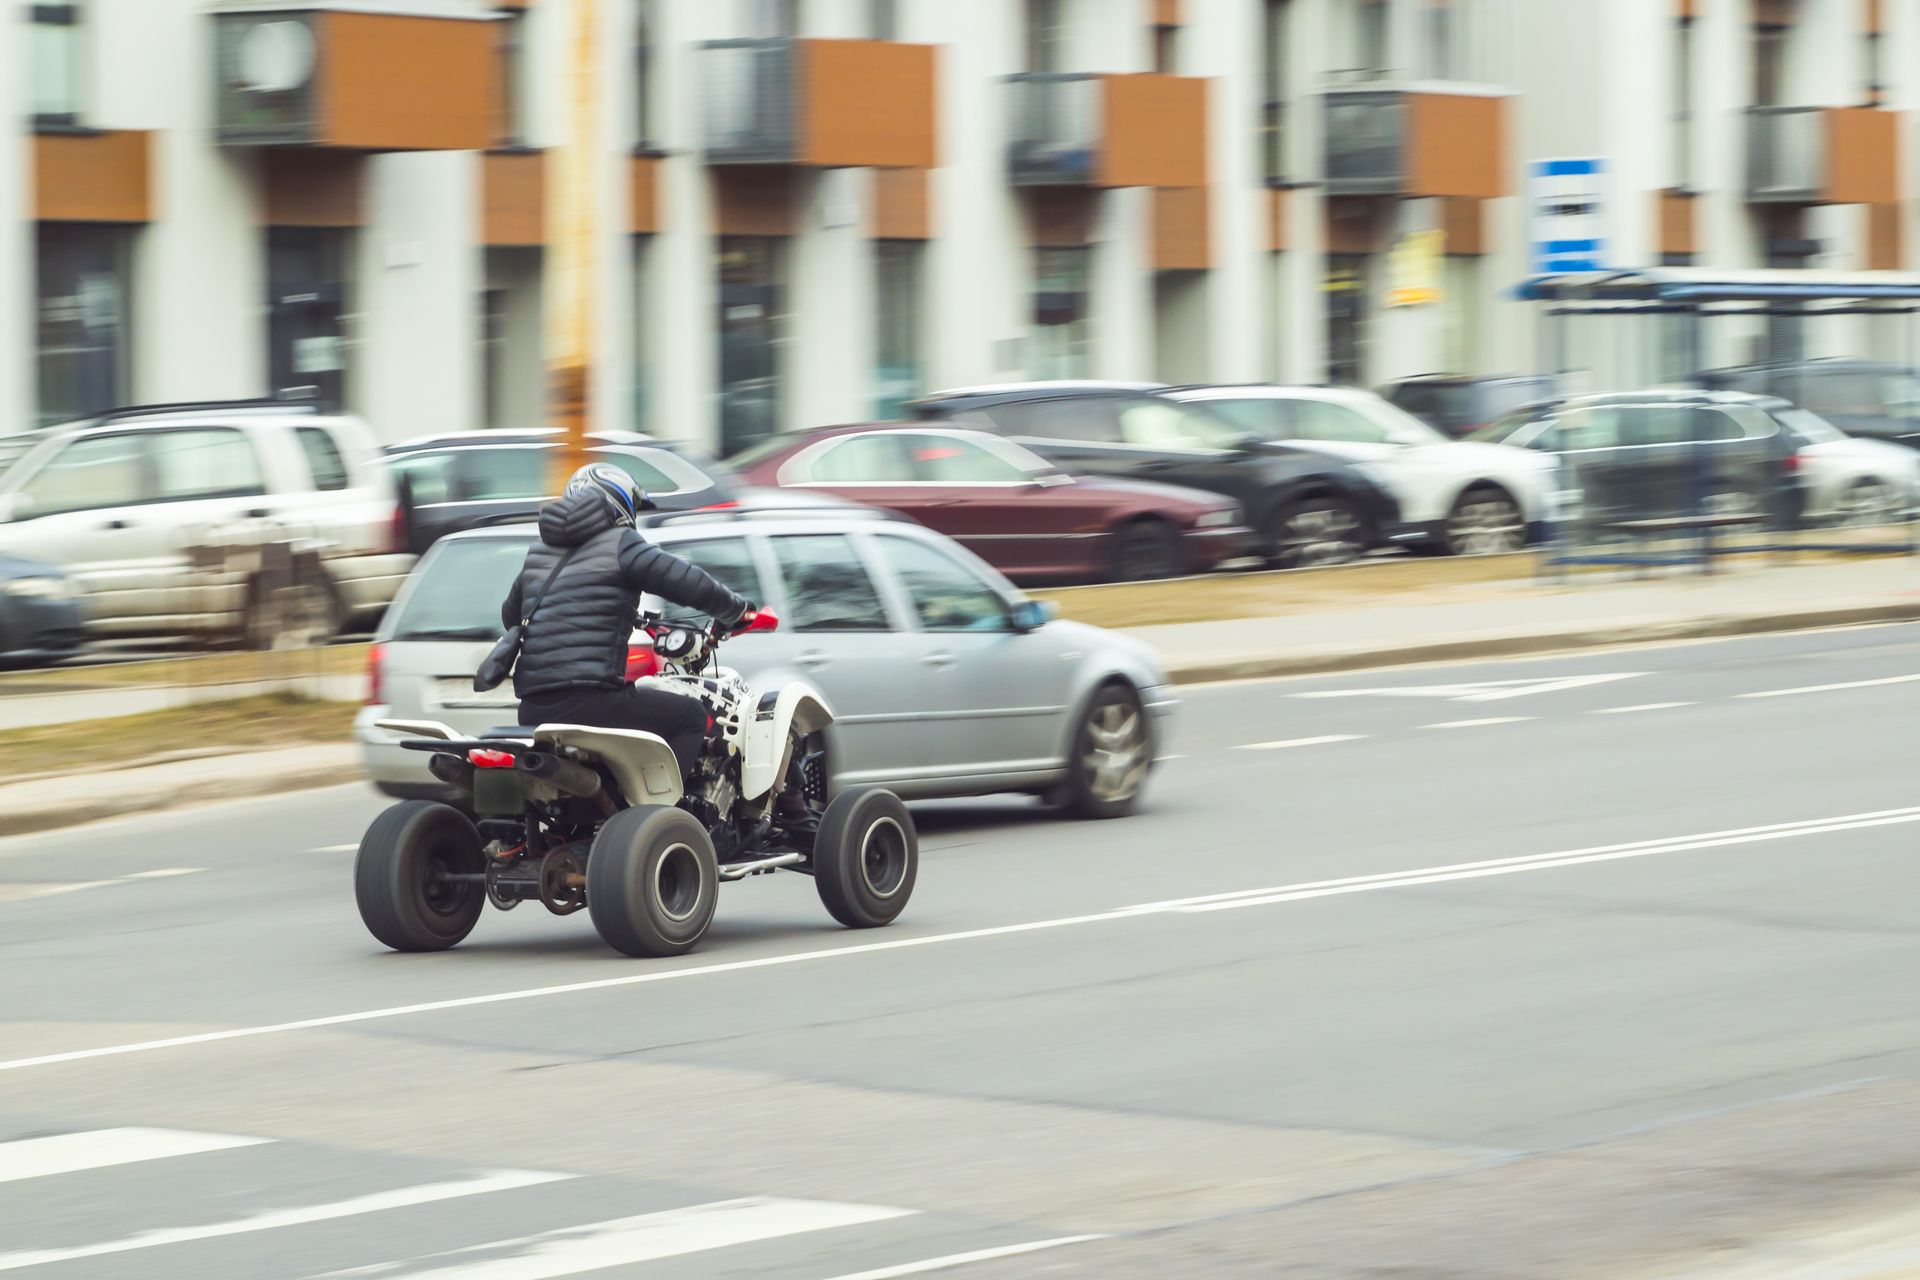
[0, 1128, 267, 1184]
[825, 1235, 1109, 1280]
[1421, 717, 1534, 729]
[1295, 673, 1643, 703]
[0, 868, 206, 904]
[1739, 673, 1920, 699]
[0, 1169, 571, 1272]
[1154, 754, 1186, 762]
[1592, 702, 1695, 715]
[1125, 806, 1920, 916]
[312, 844, 359, 854]
[3, 805, 1916, 1078]
[315, 1198, 912, 1280]
[1234, 734, 1365, 751]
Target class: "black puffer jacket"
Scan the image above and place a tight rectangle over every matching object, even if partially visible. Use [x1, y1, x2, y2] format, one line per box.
[501, 490, 750, 698]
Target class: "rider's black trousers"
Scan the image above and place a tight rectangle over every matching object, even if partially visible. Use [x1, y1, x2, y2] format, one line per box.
[517, 684, 708, 778]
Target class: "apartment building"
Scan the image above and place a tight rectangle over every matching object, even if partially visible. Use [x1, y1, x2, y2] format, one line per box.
[7, 0, 1915, 451]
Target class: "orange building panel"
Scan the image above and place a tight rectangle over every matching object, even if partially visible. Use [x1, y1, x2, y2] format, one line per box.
[33, 130, 152, 223]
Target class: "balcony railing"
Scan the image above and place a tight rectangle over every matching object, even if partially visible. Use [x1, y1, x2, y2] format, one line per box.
[1746, 106, 1825, 203]
[1007, 73, 1102, 187]
[702, 38, 801, 164]
[1323, 88, 1407, 195]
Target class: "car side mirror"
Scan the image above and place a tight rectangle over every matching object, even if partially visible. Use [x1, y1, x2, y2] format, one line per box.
[1008, 599, 1057, 633]
[1031, 471, 1074, 488]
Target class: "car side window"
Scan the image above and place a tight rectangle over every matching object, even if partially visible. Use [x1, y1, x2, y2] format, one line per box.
[1205, 397, 1295, 441]
[388, 452, 454, 505]
[449, 448, 547, 501]
[804, 434, 914, 484]
[900, 434, 1030, 483]
[993, 398, 1122, 444]
[1290, 401, 1391, 445]
[1628, 408, 1697, 446]
[663, 536, 767, 625]
[295, 427, 351, 492]
[1557, 409, 1622, 450]
[148, 428, 268, 502]
[871, 535, 1010, 632]
[771, 534, 892, 632]
[19, 433, 149, 517]
[1695, 408, 1751, 442]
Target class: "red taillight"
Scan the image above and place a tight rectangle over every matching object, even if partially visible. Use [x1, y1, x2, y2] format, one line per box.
[1782, 452, 1803, 473]
[389, 504, 409, 555]
[699, 500, 740, 511]
[468, 749, 515, 769]
[365, 642, 385, 705]
[626, 642, 660, 681]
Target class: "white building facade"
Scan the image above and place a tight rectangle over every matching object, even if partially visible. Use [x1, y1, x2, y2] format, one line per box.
[8, 0, 1916, 450]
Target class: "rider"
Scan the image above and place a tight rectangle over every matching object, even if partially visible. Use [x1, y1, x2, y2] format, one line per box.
[501, 463, 755, 777]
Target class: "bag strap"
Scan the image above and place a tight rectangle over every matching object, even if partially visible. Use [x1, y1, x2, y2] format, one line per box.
[520, 546, 578, 628]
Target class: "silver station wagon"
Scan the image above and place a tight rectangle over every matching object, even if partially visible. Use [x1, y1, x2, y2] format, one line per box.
[356, 507, 1176, 817]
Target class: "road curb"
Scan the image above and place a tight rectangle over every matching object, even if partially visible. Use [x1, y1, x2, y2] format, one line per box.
[1162, 601, 1920, 684]
[2, 762, 366, 839]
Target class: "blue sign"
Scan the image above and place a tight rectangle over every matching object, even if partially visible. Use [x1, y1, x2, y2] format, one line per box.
[1529, 157, 1608, 276]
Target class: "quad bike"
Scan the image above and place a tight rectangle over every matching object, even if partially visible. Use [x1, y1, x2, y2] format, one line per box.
[355, 609, 918, 957]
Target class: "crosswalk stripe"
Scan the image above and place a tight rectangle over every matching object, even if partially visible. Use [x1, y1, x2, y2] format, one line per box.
[0, 1169, 571, 1272]
[0, 1127, 267, 1184]
[823, 1234, 1108, 1279]
[316, 1197, 915, 1280]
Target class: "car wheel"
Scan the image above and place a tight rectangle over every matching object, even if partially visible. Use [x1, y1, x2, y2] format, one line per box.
[353, 801, 486, 952]
[811, 787, 918, 929]
[1835, 478, 1900, 528]
[586, 806, 719, 958]
[1058, 683, 1153, 819]
[1109, 519, 1185, 582]
[1268, 497, 1365, 568]
[1444, 486, 1526, 556]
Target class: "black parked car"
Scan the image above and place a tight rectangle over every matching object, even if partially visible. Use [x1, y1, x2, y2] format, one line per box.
[1381, 373, 1560, 439]
[384, 431, 739, 554]
[1698, 359, 1920, 451]
[910, 383, 1402, 565]
[0, 554, 84, 667]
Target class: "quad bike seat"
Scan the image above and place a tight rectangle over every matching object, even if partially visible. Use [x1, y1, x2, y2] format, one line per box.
[480, 726, 539, 740]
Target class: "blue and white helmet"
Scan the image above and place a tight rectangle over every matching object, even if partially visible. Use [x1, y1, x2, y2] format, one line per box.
[564, 462, 651, 527]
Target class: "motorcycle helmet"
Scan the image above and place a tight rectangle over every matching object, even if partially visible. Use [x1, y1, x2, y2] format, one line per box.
[564, 462, 653, 527]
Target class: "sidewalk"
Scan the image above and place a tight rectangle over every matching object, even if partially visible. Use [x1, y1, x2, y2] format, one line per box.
[0, 674, 363, 734]
[1131, 557, 1920, 682]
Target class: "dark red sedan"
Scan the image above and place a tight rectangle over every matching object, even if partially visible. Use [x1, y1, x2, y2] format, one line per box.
[727, 424, 1253, 583]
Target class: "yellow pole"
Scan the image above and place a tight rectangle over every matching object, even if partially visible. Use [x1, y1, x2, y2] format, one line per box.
[548, 0, 599, 491]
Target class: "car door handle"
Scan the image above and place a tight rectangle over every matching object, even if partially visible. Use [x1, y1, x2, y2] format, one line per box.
[795, 651, 830, 668]
[104, 519, 130, 530]
[921, 651, 956, 668]
[247, 507, 272, 520]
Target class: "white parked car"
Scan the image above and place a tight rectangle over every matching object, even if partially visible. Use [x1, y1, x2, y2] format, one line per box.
[0, 401, 411, 643]
[1768, 402, 1920, 525]
[1162, 385, 1559, 555]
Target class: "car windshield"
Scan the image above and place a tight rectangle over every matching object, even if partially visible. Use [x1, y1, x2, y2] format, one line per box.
[1359, 399, 1450, 445]
[384, 537, 531, 641]
[1468, 409, 1541, 444]
[1775, 407, 1847, 444]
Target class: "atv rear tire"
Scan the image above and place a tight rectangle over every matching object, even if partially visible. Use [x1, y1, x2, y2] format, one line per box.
[812, 787, 918, 929]
[586, 806, 719, 957]
[354, 801, 486, 952]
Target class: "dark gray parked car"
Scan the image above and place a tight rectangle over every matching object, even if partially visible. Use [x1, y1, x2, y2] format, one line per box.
[1381, 374, 1561, 439]
[0, 554, 84, 666]
[1698, 359, 1920, 451]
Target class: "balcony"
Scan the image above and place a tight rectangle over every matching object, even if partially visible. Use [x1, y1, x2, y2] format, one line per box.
[1746, 106, 1898, 205]
[212, 7, 495, 150]
[1322, 85, 1510, 199]
[1007, 72, 1208, 189]
[701, 38, 936, 169]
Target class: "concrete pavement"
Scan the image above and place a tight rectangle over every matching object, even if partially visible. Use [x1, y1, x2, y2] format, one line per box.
[1, 625, 1918, 1276]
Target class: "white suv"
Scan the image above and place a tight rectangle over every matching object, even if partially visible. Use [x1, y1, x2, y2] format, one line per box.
[0, 402, 412, 642]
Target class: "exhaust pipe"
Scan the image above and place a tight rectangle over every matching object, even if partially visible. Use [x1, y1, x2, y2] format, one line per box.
[428, 752, 474, 792]
[517, 751, 602, 798]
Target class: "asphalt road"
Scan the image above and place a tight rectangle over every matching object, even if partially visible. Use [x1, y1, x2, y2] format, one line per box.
[3, 624, 1919, 1278]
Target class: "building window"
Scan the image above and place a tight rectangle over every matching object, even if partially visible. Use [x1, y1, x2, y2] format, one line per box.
[1672, 15, 1693, 188]
[874, 241, 923, 418]
[1261, 0, 1289, 183]
[717, 237, 786, 455]
[1026, 0, 1064, 73]
[495, 10, 530, 147]
[868, 0, 898, 40]
[35, 223, 129, 427]
[1355, 0, 1390, 78]
[742, 0, 798, 38]
[30, 3, 84, 124]
[1865, 28, 1883, 106]
[1754, 21, 1787, 107]
[1325, 254, 1367, 387]
[1031, 247, 1091, 379]
[633, 237, 652, 433]
[1420, 0, 1456, 80]
[636, 0, 659, 147]
[266, 228, 351, 414]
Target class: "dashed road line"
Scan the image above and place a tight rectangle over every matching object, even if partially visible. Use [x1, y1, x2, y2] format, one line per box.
[824, 1235, 1108, 1280]
[1738, 673, 1920, 699]
[1234, 734, 1365, 751]
[1421, 717, 1534, 730]
[0, 1128, 267, 1184]
[1592, 702, 1694, 715]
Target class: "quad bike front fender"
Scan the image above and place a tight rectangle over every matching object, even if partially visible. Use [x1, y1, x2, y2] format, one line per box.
[738, 681, 833, 801]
